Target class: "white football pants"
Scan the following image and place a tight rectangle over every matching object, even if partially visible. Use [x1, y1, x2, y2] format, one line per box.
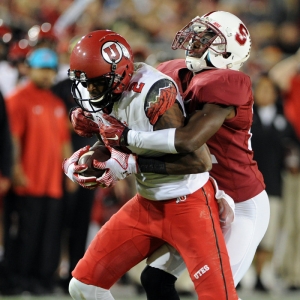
[69, 278, 114, 300]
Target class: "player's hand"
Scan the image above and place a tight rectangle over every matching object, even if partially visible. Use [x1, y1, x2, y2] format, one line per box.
[62, 145, 99, 189]
[0, 173, 11, 197]
[99, 113, 130, 147]
[12, 163, 28, 187]
[210, 177, 235, 228]
[70, 107, 99, 138]
[93, 147, 138, 188]
[217, 197, 235, 228]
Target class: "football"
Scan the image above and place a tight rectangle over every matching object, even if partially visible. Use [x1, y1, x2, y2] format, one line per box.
[78, 144, 111, 177]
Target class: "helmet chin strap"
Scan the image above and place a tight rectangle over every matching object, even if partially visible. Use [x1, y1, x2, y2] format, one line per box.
[186, 51, 250, 72]
[185, 49, 213, 72]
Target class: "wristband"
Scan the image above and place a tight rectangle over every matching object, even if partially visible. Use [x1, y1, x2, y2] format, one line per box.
[137, 156, 168, 174]
[69, 106, 80, 123]
[120, 127, 130, 146]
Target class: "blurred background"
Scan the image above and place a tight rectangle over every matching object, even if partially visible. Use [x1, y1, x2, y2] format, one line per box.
[0, 0, 300, 299]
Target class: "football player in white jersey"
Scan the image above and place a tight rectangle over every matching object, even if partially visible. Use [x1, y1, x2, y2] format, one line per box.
[70, 11, 270, 300]
[62, 30, 238, 300]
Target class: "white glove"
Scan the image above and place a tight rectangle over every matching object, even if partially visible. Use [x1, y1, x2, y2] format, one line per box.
[93, 147, 138, 188]
[62, 145, 99, 189]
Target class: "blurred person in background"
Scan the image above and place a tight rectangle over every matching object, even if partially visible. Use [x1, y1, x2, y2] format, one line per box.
[269, 47, 300, 96]
[6, 39, 32, 93]
[278, 146, 300, 292]
[27, 22, 58, 50]
[276, 55, 300, 141]
[0, 91, 13, 295]
[4, 47, 75, 295]
[0, 92, 13, 241]
[268, 46, 300, 291]
[250, 73, 300, 292]
[0, 21, 16, 99]
[0, 21, 30, 297]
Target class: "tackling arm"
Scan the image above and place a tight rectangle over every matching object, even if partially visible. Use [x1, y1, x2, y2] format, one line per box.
[138, 143, 212, 175]
[127, 103, 234, 153]
[174, 103, 234, 152]
[140, 95, 212, 174]
[97, 78, 212, 175]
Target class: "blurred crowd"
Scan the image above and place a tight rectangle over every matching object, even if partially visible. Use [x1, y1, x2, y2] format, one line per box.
[0, 0, 300, 297]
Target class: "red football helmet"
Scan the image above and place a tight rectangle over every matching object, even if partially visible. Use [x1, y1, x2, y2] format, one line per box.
[68, 30, 134, 112]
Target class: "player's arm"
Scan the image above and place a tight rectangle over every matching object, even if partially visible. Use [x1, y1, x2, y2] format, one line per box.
[126, 103, 234, 153]
[82, 100, 212, 188]
[100, 79, 212, 173]
[11, 135, 27, 187]
[100, 102, 234, 154]
[174, 103, 235, 152]
[137, 143, 211, 174]
[143, 86, 212, 173]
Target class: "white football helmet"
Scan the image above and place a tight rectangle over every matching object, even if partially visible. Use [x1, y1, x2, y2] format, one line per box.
[172, 11, 251, 72]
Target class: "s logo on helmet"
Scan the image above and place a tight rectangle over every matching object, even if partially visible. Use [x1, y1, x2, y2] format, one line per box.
[102, 42, 130, 64]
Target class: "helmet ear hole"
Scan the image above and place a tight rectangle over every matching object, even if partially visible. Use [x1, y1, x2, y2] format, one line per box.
[222, 52, 231, 59]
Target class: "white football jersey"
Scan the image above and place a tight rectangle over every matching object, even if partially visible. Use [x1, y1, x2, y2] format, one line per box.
[88, 63, 209, 200]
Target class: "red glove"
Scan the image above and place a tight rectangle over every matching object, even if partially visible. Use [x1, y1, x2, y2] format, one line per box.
[62, 145, 100, 189]
[93, 147, 138, 187]
[70, 107, 99, 138]
[99, 113, 130, 147]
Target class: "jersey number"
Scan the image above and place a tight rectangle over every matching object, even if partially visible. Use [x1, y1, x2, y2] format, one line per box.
[128, 82, 145, 93]
[235, 23, 249, 45]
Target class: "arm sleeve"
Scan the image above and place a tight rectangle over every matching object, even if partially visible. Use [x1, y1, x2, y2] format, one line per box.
[128, 128, 177, 153]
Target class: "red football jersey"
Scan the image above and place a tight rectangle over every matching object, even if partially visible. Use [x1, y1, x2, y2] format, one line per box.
[157, 59, 265, 202]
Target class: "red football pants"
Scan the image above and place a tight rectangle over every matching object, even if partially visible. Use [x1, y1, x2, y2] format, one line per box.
[72, 179, 237, 299]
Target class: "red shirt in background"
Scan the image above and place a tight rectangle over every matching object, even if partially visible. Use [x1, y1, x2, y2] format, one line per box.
[6, 81, 70, 199]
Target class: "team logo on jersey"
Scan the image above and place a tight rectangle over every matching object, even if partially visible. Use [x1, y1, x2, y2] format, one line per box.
[145, 84, 177, 125]
[32, 105, 43, 115]
[176, 195, 187, 203]
[102, 42, 130, 64]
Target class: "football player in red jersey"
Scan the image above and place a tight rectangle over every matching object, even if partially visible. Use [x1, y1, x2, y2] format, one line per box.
[63, 29, 238, 300]
[70, 11, 270, 299]
[137, 12, 269, 299]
